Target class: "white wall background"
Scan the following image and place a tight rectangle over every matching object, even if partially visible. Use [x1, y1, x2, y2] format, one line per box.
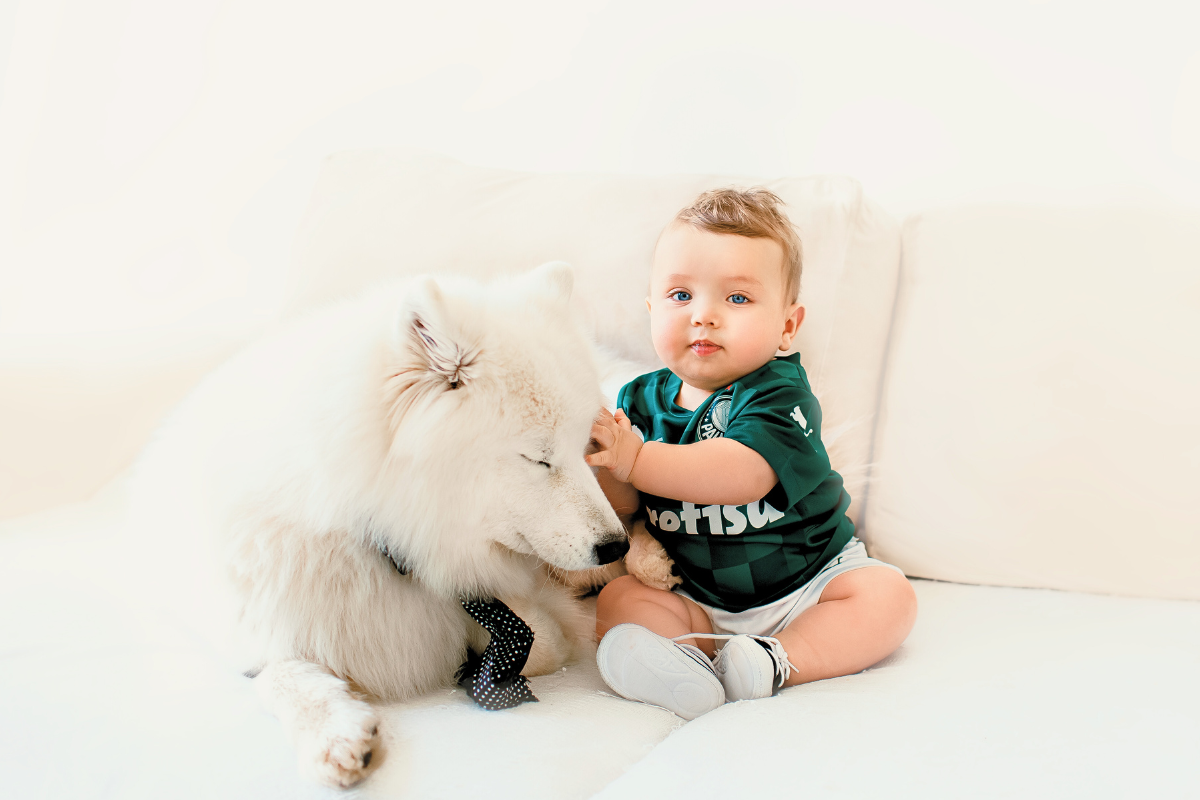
[0, 0, 1198, 515]
[2, 0, 1198, 350]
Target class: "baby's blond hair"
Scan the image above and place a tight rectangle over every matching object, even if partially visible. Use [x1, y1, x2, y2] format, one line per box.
[671, 187, 802, 303]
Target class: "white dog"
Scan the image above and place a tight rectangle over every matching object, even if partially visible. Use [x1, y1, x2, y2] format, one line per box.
[132, 262, 628, 788]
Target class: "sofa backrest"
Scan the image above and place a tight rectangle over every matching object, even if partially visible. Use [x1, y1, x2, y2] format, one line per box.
[287, 149, 901, 527]
[865, 202, 1200, 601]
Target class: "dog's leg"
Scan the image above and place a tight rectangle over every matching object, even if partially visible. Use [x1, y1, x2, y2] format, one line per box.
[625, 520, 680, 591]
[502, 590, 575, 677]
[501, 570, 602, 676]
[255, 660, 381, 789]
[552, 559, 627, 595]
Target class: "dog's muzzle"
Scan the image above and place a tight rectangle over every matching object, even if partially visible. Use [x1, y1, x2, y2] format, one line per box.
[593, 537, 630, 565]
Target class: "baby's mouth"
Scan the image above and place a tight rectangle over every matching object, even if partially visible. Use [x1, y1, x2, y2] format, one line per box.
[690, 340, 721, 356]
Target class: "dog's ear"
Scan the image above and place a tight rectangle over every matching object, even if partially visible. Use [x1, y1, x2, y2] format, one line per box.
[385, 278, 480, 431]
[405, 277, 477, 390]
[526, 261, 574, 306]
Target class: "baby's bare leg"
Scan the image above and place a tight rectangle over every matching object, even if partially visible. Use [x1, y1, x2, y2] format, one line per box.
[774, 566, 917, 686]
[595, 574, 717, 656]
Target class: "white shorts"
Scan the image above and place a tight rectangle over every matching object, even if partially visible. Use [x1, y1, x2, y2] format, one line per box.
[675, 537, 905, 638]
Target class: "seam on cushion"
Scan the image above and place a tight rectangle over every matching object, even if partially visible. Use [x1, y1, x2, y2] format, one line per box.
[857, 213, 913, 546]
[810, 179, 861, 397]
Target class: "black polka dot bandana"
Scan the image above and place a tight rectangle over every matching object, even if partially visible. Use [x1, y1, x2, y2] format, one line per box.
[376, 540, 538, 711]
[457, 598, 538, 710]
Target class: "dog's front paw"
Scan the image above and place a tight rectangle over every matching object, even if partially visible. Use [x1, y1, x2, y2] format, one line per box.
[625, 524, 681, 591]
[296, 699, 381, 789]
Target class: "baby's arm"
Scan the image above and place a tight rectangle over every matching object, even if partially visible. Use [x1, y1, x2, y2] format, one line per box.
[587, 409, 777, 505]
[630, 438, 776, 505]
[589, 416, 679, 589]
[593, 459, 640, 517]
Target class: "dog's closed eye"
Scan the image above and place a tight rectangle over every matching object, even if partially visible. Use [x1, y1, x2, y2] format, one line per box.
[521, 454, 551, 469]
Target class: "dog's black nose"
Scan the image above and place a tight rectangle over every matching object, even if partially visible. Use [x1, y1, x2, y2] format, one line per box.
[594, 538, 630, 565]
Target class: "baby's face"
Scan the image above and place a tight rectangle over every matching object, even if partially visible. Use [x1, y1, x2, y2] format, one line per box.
[647, 223, 803, 393]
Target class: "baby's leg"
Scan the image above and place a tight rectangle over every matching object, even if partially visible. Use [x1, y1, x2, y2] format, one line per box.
[774, 566, 917, 686]
[595, 575, 717, 656]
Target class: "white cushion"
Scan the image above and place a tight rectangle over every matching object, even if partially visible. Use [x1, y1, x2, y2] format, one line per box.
[866, 202, 1200, 600]
[0, 336, 246, 520]
[593, 579, 1200, 799]
[0, 486, 682, 800]
[5, 494, 1197, 797]
[288, 149, 901, 523]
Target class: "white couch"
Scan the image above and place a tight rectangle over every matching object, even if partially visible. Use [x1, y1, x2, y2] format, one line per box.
[2, 150, 1197, 799]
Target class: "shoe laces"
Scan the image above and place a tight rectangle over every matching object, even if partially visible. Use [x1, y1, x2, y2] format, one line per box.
[674, 642, 717, 675]
[671, 633, 798, 688]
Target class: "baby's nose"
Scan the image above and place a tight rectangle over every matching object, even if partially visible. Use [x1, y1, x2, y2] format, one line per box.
[690, 305, 719, 326]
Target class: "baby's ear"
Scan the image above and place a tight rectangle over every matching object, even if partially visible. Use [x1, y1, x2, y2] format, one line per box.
[525, 261, 574, 306]
[779, 303, 806, 352]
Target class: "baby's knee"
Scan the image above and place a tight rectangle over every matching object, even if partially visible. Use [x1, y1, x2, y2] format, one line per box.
[829, 567, 917, 631]
[595, 575, 633, 618]
[595, 574, 685, 634]
[596, 574, 646, 610]
[870, 570, 918, 635]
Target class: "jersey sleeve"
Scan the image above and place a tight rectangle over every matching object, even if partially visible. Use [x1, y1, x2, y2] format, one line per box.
[617, 376, 653, 437]
[721, 381, 832, 510]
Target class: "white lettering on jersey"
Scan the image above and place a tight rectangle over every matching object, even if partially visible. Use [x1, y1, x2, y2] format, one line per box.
[701, 504, 724, 535]
[722, 504, 748, 535]
[747, 499, 786, 528]
[647, 500, 786, 536]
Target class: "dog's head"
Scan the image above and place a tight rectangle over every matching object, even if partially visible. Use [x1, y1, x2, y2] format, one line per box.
[378, 262, 628, 597]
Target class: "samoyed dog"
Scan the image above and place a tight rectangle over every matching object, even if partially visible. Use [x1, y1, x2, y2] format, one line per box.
[132, 262, 628, 788]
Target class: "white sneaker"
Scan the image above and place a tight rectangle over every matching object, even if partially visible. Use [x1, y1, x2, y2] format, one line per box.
[596, 624, 725, 720]
[712, 634, 795, 702]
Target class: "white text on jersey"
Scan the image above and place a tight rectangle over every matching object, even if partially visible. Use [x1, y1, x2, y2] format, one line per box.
[646, 500, 786, 535]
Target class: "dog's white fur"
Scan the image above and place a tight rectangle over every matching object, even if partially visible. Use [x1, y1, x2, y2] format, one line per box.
[132, 263, 626, 788]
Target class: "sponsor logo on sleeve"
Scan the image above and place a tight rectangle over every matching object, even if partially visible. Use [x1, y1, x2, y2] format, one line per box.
[790, 405, 813, 437]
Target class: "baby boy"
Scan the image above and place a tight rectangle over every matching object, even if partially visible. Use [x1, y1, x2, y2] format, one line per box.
[586, 188, 917, 719]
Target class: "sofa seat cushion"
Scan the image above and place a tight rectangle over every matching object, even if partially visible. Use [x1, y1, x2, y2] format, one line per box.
[593, 579, 1200, 799]
[0, 487, 681, 800]
[4, 493, 1198, 798]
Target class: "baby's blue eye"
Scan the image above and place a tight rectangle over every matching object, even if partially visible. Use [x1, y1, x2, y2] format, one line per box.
[670, 290, 692, 302]
[729, 294, 749, 304]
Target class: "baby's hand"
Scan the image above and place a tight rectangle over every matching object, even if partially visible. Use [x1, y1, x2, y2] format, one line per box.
[586, 408, 643, 483]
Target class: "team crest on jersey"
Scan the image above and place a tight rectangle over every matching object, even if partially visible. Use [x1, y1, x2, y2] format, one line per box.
[697, 390, 733, 440]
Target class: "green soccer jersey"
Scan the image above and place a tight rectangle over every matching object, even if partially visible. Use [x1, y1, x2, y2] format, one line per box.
[617, 353, 855, 612]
